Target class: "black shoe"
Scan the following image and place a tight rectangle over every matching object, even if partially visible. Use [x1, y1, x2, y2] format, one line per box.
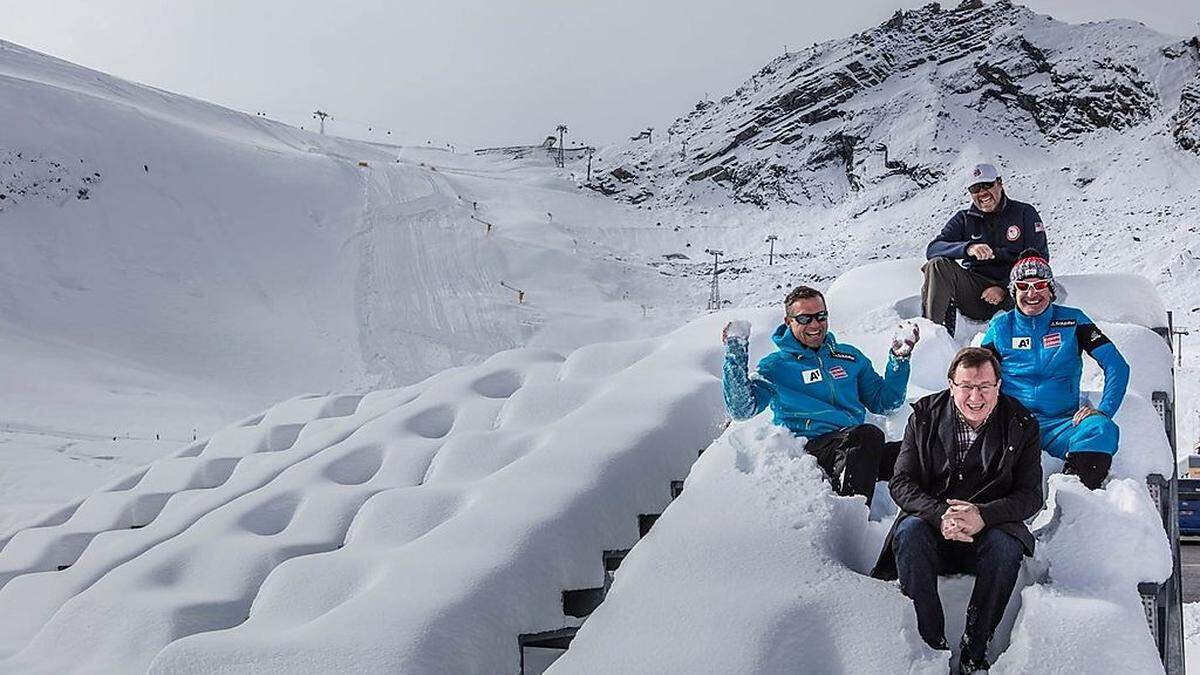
[957, 635, 989, 674]
[958, 657, 989, 674]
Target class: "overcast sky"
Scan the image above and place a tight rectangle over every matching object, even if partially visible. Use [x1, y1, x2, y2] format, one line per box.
[3, 1, 1198, 149]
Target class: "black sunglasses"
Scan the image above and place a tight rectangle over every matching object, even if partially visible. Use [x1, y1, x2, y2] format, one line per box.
[787, 311, 828, 325]
[968, 180, 997, 194]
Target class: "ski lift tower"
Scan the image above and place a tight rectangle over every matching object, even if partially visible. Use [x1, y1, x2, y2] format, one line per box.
[704, 248, 723, 311]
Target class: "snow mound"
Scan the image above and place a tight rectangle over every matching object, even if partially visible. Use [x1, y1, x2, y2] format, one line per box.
[0, 317, 731, 673]
[550, 420, 944, 674]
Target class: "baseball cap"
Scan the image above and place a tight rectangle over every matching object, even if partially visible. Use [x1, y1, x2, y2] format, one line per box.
[966, 163, 999, 190]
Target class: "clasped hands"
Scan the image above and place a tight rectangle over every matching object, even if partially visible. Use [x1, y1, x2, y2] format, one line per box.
[940, 499, 984, 542]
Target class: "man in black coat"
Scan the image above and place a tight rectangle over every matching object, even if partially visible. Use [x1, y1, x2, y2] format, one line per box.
[923, 163, 1049, 336]
[872, 347, 1042, 674]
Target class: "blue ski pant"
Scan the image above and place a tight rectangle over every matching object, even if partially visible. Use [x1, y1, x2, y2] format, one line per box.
[1039, 413, 1119, 459]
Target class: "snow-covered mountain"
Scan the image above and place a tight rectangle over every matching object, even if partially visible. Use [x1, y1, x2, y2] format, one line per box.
[590, 0, 1199, 209]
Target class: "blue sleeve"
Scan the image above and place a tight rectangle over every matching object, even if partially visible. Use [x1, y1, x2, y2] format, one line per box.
[1074, 312, 1128, 417]
[981, 318, 1001, 357]
[1092, 342, 1129, 418]
[857, 350, 910, 415]
[722, 338, 774, 421]
[926, 212, 971, 260]
[1025, 205, 1049, 261]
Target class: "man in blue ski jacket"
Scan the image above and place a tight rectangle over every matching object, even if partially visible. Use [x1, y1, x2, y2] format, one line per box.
[722, 285, 919, 503]
[981, 251, 1130, 489]
[923, 163, 1049, 336]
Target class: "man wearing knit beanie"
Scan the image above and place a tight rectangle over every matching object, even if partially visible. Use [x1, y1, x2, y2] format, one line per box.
[923, 163, 1049, 336]
[980, 250, 1130, 488]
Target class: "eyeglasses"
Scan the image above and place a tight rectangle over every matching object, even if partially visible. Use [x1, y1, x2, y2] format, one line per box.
[968, 180, 997, 194]
[951, 381, 999, 393]
[1013, 279, 1051, 292]
[787, 311, 828, 325]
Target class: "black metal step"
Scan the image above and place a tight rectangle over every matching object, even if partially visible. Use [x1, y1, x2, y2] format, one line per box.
[670, 480, 685, 499]
[638, 513, 660, 538]
[603, 549, 629, 593]
[562, 588, 604, 618]
[518, 627, 578, 674]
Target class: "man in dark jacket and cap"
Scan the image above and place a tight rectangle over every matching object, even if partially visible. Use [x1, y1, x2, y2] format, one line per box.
[923, 163, 1049, 336]
[872, 347, 1042, 674]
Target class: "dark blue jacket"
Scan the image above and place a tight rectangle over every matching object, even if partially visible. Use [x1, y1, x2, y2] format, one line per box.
[926, 196, 1049, 285]
[722, 326, 909, 439]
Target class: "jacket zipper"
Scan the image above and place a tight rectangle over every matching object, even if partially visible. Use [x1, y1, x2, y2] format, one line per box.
[816, 352, 842, 410]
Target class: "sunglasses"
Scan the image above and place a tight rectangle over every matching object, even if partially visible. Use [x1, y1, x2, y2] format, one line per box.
[787, 311, 828, 325]
[967, 180, 997, 194]
[1013, 279, 1051, 292]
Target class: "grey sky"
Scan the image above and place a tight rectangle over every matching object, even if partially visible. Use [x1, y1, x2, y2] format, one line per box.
[4, 1, 1198, 149]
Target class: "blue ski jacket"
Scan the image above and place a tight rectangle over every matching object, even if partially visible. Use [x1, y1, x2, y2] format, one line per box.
[981, 304, 1129, 421]
[926, 196, 1049, 285]
[723, 325, 910, 439]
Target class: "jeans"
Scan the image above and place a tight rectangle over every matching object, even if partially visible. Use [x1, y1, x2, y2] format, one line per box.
[892, 516, 1023, 663]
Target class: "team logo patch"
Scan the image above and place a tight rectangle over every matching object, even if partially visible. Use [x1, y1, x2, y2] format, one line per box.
[1006, 225, 1021, 241]
[829, 351, 857, 362]
[830, 366, 848, 379]
[1049, 319, 1076, 327]
[1043, 332, 1062, 348]
[802, 368, 824, 384]
[1012, 337, 1032, 350]
[1034, 221, 1045, 233]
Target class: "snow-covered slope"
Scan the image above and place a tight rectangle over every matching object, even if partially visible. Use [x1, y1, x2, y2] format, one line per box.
[0, 39, 691, 528]
[0, 260, 1175, 673]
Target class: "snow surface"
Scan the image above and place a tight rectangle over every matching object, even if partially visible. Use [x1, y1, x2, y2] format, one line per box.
[0, 258, 1178, 673]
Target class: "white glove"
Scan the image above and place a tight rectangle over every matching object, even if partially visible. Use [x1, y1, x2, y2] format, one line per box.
[890, 321, 920, 358]
[723, 320, 751, 343]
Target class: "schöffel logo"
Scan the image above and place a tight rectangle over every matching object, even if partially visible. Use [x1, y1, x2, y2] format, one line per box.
[1049, 319, 1076, 327]
[829, 351, 857, 362]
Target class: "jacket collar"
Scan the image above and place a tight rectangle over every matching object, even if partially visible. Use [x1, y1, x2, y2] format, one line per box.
[771, 324, 839, 361]
[1012, 303, 1056, 333]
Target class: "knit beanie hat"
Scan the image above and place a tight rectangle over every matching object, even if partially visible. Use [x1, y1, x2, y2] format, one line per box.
[1009, 249, 1054, 294]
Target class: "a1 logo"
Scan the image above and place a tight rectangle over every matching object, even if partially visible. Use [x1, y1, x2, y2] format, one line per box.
[1012, 337, 1032, 350]
[803, 368, 824, 384]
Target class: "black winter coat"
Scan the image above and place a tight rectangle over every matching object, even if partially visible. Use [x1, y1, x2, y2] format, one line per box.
[871, 391, 1043, 581]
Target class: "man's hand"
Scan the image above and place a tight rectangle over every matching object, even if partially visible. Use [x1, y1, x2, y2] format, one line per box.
[942, 499, 984, 542]
[890, 322, 921, 358]
[1072, 404, 1103, 426]
[940, 516, 973, 542]
[723, 320, 751, 344]
[967, 243, 995, 261]
[981, 286, 1006, 305]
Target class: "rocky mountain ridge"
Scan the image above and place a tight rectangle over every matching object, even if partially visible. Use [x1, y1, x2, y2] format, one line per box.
[588, 0, 1200, 209]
